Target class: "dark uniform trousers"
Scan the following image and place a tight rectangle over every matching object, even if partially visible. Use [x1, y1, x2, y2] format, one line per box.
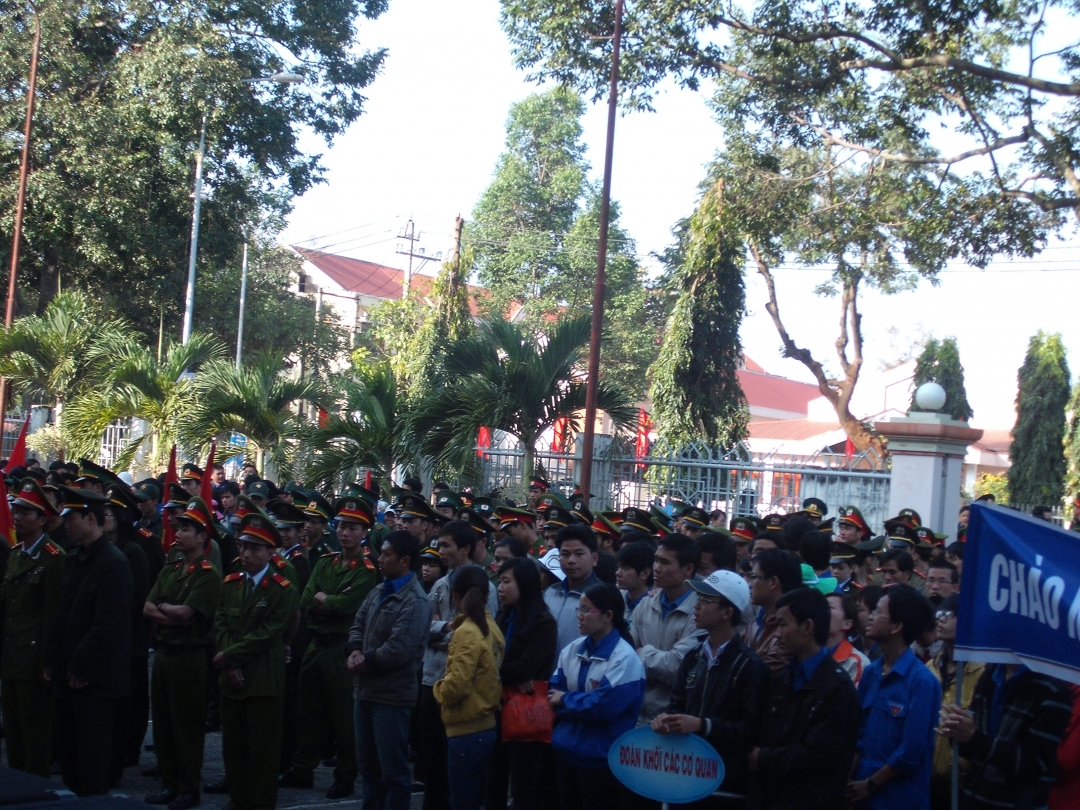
[55, 689, 118, 796]
[1, 676, 53, 775]
[221, 694, 284, 810]
[152, 648, 209, 794]
[290, 639, 357, 781]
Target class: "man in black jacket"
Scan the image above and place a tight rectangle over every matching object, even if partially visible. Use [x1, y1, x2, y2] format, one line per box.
[652, 569, 769, 801]
[747, 587, 861, 810]
[45, 486, 134, 796]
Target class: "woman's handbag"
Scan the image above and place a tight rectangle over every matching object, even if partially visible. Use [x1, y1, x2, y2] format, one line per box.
[501, 681, 554, 743]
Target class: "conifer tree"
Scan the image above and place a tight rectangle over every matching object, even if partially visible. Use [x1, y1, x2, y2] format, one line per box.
[1008, 332, 1070, 505]
[909, 337, 974, 421]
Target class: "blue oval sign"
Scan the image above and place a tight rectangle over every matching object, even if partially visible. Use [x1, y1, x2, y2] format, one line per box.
[608, 726, 725, 804]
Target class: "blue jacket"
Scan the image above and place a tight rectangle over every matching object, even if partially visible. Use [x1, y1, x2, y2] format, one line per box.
[550, 628, 646, 769]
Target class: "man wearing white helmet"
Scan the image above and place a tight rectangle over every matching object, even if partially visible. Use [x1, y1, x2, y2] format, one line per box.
[651, 569, 770, 801]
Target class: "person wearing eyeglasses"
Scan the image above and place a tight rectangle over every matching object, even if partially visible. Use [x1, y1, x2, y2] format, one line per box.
[927, 595, 984, 808]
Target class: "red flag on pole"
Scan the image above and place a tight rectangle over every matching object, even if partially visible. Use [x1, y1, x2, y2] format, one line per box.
[635, 408, 652, 471]
[552, 418, 569, 453]
[844, 438, 855, 462]
[4, 414, 30, 473]
[476, 426, 492, 458]
[364, 470, 373, 490]
[161, 445, 178, 553]
[0, 478, 14, 548]
[198, 443, 216, 556]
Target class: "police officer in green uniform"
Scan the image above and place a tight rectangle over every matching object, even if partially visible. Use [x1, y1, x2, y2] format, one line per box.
[0, 479, 65, 776]
[143, 497, 222, 810]
[300, 492, 339, 563]
[215, 513, 299, 810]
[133, 480, 167, 583]
[341, 482, 388, 555]
[279, 497, 379, 798]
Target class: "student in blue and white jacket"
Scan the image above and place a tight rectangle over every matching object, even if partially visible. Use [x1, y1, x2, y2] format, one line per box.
[547, 582, 646, 810]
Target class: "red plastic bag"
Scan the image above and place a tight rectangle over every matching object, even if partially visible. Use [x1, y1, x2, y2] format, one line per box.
[501, 681, 554, 743]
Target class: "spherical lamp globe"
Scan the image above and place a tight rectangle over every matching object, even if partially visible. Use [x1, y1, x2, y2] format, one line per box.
[915, 382, 947, 412]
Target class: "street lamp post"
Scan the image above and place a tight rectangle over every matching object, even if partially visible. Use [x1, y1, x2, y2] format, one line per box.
[236, 240, 248, 368]
[180, 72, 303, 346]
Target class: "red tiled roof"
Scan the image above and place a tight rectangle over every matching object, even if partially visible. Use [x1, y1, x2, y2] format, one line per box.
[749, 420, 841, 441]
[737, 369, 822, 416]
[972, 428, 1011, 454]
[295, 247, 487, 315]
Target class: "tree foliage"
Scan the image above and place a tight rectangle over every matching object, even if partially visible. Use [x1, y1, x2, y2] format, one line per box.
[410, 315, 637, 481]
[649, 182, 748, 449]
[909, 337, 974, 421]
[468, 87, 660, 398]
[1064, 380, 1080, 500]
[1008, 331, 1070, 505]
[0, 0, 389, 339]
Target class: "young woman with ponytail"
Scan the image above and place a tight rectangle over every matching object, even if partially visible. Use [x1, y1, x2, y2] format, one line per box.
[546, 582, 646, 810]
[433, 565, 505, 810]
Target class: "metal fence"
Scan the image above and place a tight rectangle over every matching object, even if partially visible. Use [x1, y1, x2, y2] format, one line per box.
[2, 411, 27, 458]
[479, 434, 893, 529]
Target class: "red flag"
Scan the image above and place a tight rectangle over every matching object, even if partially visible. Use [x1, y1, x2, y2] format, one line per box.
[4, 415, 30, 473]
[476, 426, 492, 458]
[161, 445, 178, 553]
[552, 417, 569, 453]
[635, 408, 652, 470]
[844, 438, 855, 462]
[364, 470, 373, 490]
[198, 443, 216, 556]
[318, 408, 329, 428]
[0, 477, 14, 548]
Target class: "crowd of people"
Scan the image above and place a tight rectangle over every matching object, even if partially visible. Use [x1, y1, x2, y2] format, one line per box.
[2, 458, 1080, 810]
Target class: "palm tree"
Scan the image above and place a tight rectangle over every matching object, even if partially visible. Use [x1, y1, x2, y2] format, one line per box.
[299, 361, 414, 493]
[186, 353, 325, 479]
[412, 315, 636, 480]
[63, 334, 225, 471]
[0, 290, 134, 423]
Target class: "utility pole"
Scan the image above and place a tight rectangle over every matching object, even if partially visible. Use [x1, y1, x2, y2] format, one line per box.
[181, 113, 208, 345]
[579, 0, 624, 507]
[396, 217, 441, 297]
[0, 7, 42, 420]
[235, 241, 249, 369]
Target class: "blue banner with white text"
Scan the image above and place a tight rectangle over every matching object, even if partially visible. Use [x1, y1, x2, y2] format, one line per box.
[955, 502, 1080, 685]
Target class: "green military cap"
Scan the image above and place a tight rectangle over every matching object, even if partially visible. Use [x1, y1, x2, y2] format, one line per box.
[649, 505, 674, 532]
[12, 478, 56, 518]
[495, 505, 535, 529]
[471, 496, 495, 518]
[246, 480, 272, 502]
[542, 506, 574, 530]
[394, 492, 437, 521]
[232, 493, 268, 523]
[58, 485, 109, 516]
[761, 513, 785, 532]
[266, 498, 306, 528]
[667, 500, 689, 519]
[237, 512, 281, 547]
[528, 474, 549, 491]
[802, 497, 828, 519]
[133, 480, 161, 502]
[884, 519, 918, 548]
[569, 494, 593, 525]
[180, 463, 203, 483]
[837, 505, 872, 539]
[855, 534, 888, 555]
[681, 506, 709, 529]
[621, 507, 653, 533]
[829, 541, 867, 566]
[21, 467, 46, 484]
[335, 496, 374, 526]
[915, 526, 946, 547]
[341, 481, 380, 507]
[105, 483, 140, 521]
[591, 513, 621, 540]
[420, 542, 441, 562]
[283, 480, 308, 499]
[818, 517, 835, 538]
[601, 511, 624, 528]
[897, 507, 922, 527]
[701, 525, 732, 539]
[301, 491, 333, 522]
[178, 496, 219, 540]
[537, 492, 572, 511]
[435, 490, 464, 512]
[164, 483, 190, 510]
[729, 516, 757, 541]
[460, 509, 492, 537]
[76, 458, 121, 488]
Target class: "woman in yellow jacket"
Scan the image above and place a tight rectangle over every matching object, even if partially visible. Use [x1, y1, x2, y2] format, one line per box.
[434, 565, 506, 810]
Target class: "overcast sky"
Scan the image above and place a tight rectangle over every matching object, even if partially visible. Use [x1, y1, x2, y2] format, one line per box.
[280, 0, 1080, 430]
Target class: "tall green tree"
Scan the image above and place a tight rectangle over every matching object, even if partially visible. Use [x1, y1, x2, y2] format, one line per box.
[650, 181, 748, 449]
[468, 88, 660, 398]
[909, 337, 974, 421]
[1064, 381, 1080, 501]
[0, 289, 134, 421]
[1008, 332, 1070, 505]
[411, 315, 636, 481]
[0, 0, 389, 338]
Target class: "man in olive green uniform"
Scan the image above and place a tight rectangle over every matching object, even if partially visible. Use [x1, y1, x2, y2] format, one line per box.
[0, 479, 65, 776]
[301, 492, 339, 563]
[279, 497, 378, 798]
[215, 514, 299, 810]
[143, 497, 222, 810]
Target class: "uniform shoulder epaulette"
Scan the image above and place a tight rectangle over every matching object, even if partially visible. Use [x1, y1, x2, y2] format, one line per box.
[913, 569, 927, 580]
[321, 551, 340, 558]
[43, 541, 61, 556]
[363, 557, 375, 571]
[271, 555, 287, 569]
[850, 581, 864, 590]
[224, 572, 244, 583]
[271, 572, 291, 587]
[201, 559, 214, 571]
[139, 527, 155, 539]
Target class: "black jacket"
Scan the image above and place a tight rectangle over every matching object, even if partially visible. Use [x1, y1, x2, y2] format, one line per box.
[497, 609, 558, 686]
[748, 654, 861, 810]
[46, 535, 133, 700]
[116, 534, 151, 657]
[667, 634, 770, 796]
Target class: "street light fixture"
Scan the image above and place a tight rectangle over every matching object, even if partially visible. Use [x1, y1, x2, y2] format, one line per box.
[180, 71, 304, 345]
